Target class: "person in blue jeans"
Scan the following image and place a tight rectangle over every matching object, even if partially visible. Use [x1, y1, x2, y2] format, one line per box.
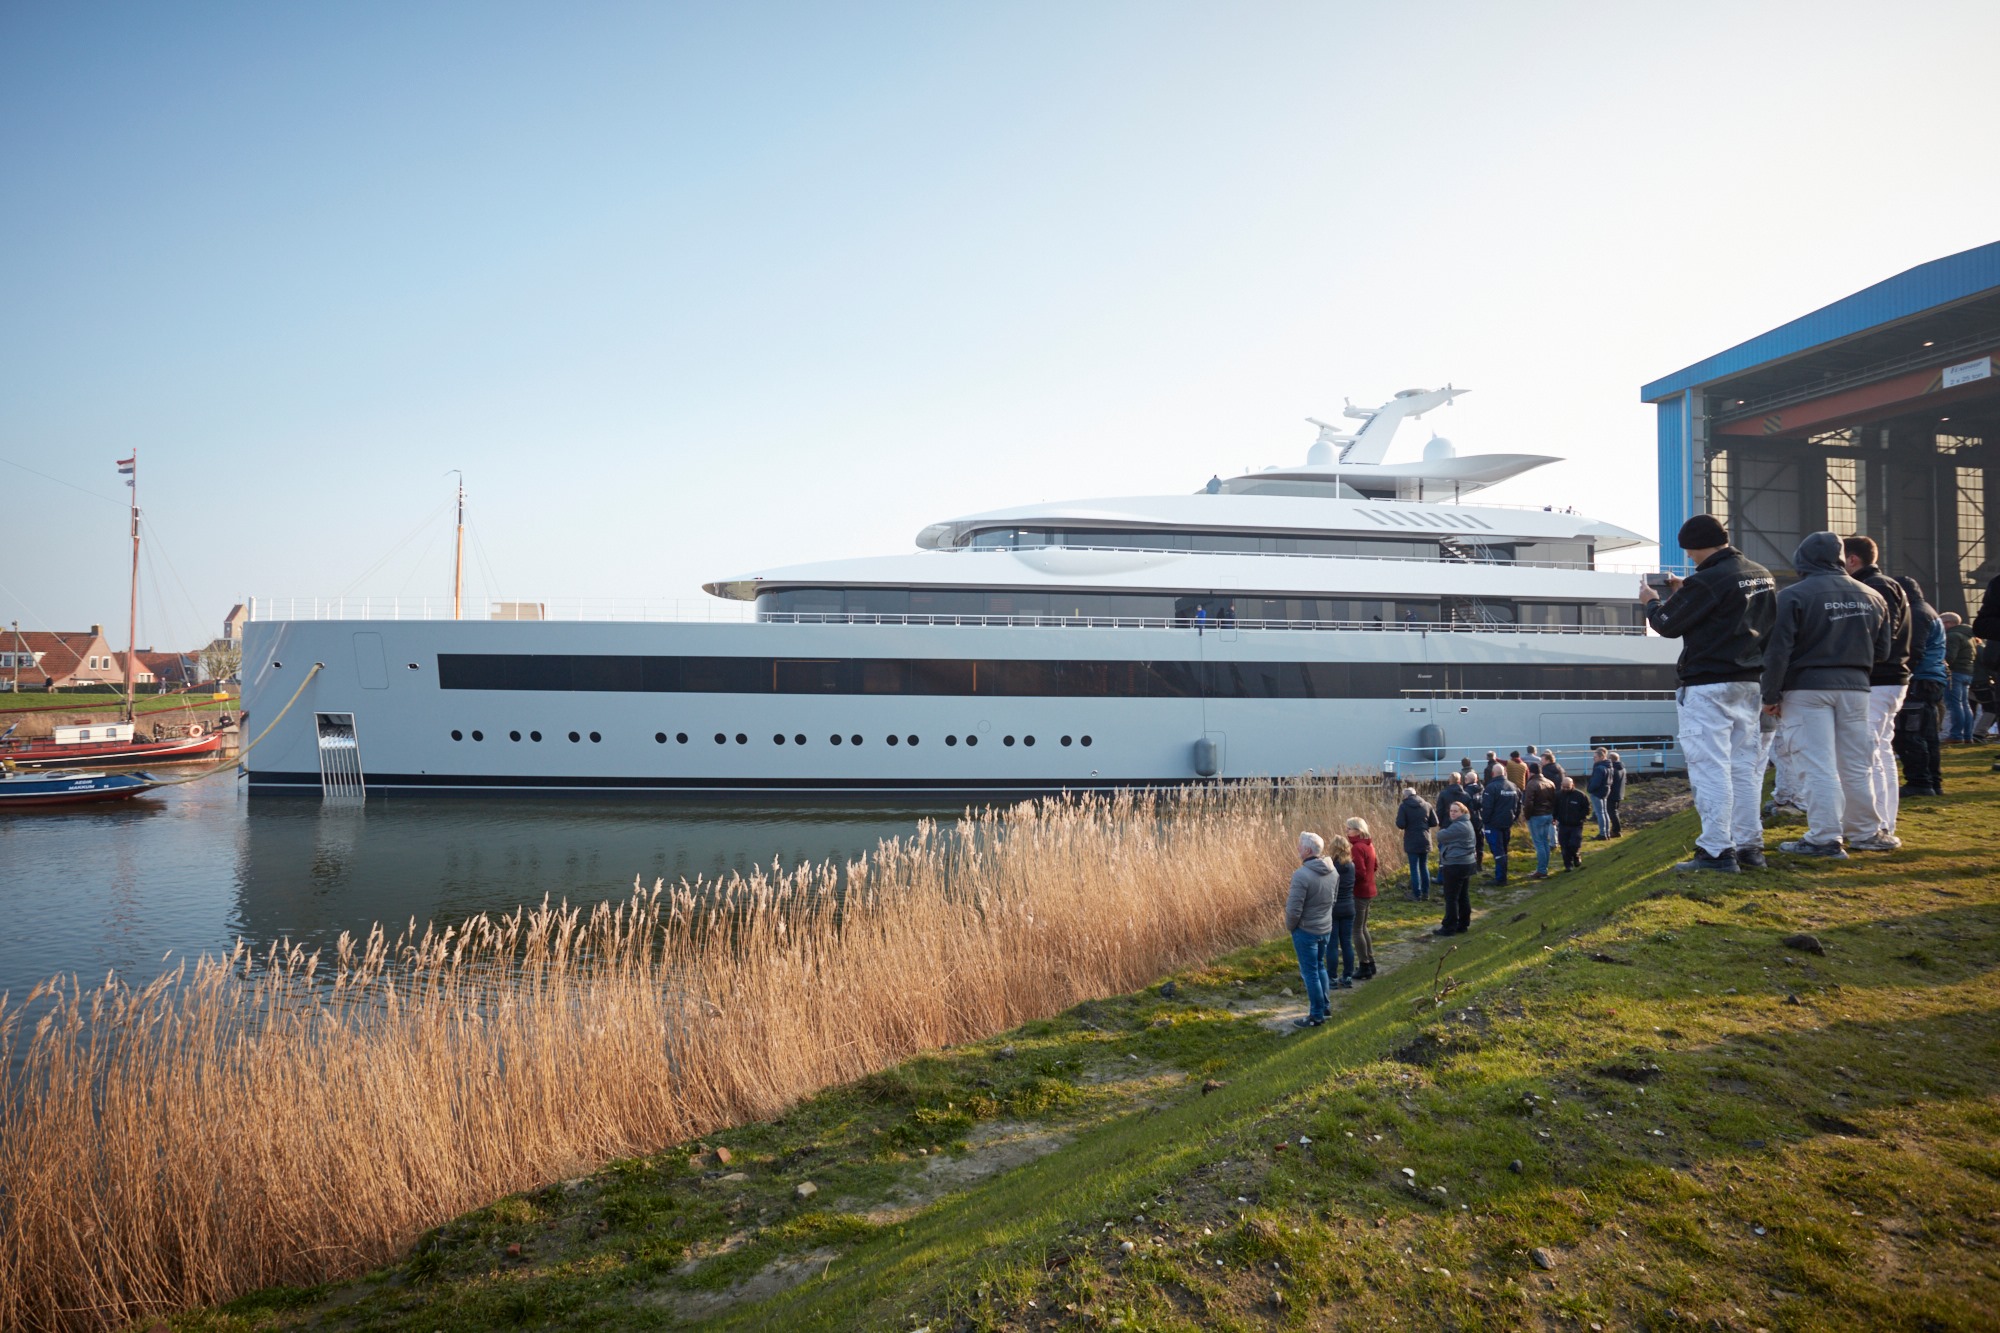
[1943, 613, 1976, 742]
[1523, 766, 1558, 879]
[1480, 764, 1522, 885]
[1284, 832, 1336, 1028]
[1587, 747, 1613, 839]
[1394, 786, 1437, 899]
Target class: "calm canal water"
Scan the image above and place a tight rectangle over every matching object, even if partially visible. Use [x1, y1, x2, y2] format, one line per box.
[0, 772, 956, 1002]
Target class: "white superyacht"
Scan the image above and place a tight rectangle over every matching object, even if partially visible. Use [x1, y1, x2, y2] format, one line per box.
[243, 388, 1678, 796]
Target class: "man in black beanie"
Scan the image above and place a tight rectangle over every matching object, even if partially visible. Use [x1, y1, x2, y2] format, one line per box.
[1638, 514, 1777, 872]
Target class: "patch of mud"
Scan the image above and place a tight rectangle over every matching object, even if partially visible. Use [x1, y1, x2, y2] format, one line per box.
[1618, 774, 1693, 828]
[649, 1246, 839, 1318]
[859, 1120, 1072, 1223]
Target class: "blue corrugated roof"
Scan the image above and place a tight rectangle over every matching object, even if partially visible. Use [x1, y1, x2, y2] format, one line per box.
[1641, 240, 2000, 402]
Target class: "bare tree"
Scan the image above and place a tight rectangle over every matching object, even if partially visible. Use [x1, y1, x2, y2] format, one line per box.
[199, 640, 243, 684]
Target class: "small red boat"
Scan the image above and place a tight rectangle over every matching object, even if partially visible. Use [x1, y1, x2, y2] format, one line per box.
[0, 719, 226, 769]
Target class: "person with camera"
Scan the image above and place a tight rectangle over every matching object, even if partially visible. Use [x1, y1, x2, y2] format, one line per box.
[1638, 515, 1777, 872]
[1762, 532, 1894, 856]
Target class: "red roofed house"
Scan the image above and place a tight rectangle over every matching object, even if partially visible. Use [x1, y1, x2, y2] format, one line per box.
[135, 650, 201, 689]
[1, 627, 124, 690]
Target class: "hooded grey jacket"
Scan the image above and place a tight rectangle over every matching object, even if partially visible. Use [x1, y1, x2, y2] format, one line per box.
[1286, 856, 1338, 934]
[1761, 532, 1893, 704]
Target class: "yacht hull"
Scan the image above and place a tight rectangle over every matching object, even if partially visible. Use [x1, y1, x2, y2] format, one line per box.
[243, 619, 1680, 797]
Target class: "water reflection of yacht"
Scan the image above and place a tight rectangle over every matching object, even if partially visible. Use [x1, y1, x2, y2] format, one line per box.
[244, 387, 1677, 796]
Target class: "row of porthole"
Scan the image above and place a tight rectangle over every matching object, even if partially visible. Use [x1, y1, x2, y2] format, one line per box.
[449, 728, 1094, 748]
[657, 731, 1092, 748]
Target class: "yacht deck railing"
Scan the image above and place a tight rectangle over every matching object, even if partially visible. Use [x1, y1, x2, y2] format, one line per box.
[1385, 737, 1682, 781]
[248, 597, 1650, 635]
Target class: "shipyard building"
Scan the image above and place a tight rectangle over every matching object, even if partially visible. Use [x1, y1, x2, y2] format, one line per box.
[1644, 240, 2000, 614]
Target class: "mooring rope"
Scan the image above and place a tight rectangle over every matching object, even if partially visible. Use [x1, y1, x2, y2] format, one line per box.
[138, 662, 326, 789]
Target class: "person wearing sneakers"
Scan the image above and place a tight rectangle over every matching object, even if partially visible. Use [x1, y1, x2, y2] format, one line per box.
[1345, 817, 1379, 980]
[1284, 833, 1335, 1028]
[1761, 532, 1894, 858]
[1434, 801, 1479, 936]
[1639, 514, 1778, 873]
[1842, 536, 1912, 839]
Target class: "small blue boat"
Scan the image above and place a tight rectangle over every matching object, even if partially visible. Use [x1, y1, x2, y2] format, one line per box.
[0, 768, 160, 809]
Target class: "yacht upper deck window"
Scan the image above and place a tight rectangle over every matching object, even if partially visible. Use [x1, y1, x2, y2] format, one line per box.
[753, 587, 1642, 629]
[960, 527, 1595, 568]
[964, 527, 1437, 560]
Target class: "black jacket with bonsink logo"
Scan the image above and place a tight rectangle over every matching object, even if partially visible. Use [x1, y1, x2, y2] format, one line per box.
[1642, 546, 1777, 687]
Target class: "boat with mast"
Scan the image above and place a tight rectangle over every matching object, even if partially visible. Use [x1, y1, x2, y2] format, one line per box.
[0, 450, 227, 769]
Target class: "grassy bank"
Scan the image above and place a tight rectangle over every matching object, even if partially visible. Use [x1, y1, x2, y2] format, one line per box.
[1, 781, 1402, 1333]
[0, 692, 229, 715]
[153, 749, 2000, 1332]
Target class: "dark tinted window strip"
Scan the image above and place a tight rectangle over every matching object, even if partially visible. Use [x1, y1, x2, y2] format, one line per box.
[438, 655, 1677, 698]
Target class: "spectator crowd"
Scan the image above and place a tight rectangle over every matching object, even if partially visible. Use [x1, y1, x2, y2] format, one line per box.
[1280, 516, 2000, 1020]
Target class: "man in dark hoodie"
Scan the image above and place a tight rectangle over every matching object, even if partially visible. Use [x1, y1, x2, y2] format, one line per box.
[1639, 514, 1777, 873]
[1842, 536, 1912, 838]
[1762, 532, 1894, 858]
[1394, 786, 1437, 899]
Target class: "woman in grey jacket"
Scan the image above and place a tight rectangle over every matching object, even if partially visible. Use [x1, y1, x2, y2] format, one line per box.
[1286, 833, 1336, 1027]
[1433, 801, 1480, 936]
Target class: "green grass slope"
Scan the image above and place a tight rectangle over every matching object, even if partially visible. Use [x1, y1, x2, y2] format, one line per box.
[176, 752, 2000, 1333]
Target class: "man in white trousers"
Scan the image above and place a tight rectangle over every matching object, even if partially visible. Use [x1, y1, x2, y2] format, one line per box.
[1762, 532, 1894, 857]
[1639, 515, 1777, 873]
[1842, 536, 1911, 840]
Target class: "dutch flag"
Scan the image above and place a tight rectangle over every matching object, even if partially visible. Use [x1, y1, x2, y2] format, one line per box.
[116, 455, 135, 487]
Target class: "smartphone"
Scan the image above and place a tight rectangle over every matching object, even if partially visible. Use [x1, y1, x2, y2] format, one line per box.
[1644, 572, 1674, 591]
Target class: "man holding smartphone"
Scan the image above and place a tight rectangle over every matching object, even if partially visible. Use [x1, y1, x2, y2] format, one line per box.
[1638, 515, 1778, 872]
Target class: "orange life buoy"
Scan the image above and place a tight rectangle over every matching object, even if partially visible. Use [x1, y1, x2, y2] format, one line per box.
[188, 723, 204, 738]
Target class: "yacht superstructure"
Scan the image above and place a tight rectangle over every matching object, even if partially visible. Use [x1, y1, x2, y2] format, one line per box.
[243, 389, 1679, 795]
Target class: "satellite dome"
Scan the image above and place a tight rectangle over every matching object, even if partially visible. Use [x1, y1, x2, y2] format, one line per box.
[1422, 435, 1457, 462]
[1306, 439, 1335, 466]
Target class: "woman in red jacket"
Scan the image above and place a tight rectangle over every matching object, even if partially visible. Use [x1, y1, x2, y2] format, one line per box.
[1345, 816, 1380, 980]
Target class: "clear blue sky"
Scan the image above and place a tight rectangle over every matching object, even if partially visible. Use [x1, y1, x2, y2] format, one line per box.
[4, 1, 1996, 647]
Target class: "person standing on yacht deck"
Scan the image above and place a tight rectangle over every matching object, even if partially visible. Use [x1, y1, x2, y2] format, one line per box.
[1639, 514, 1777, 874]
[1842, 536, 1912, 837]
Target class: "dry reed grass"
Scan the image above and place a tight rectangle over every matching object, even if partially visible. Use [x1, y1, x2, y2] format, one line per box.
[0, 779, 1402, 1332]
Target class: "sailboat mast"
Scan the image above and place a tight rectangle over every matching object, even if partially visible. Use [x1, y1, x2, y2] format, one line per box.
[452, 472, 465, 621]
[125, 449, 139, 722]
